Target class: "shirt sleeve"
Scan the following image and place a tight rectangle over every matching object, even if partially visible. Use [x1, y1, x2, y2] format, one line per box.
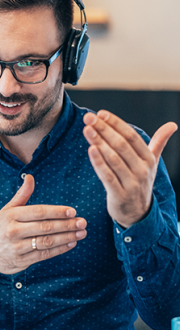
[113, 129, 180, 330]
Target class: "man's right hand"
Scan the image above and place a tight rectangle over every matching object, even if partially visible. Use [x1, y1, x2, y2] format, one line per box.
[0, 174, 87, 274]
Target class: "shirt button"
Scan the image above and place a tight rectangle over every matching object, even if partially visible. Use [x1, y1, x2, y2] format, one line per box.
[124, 236, 132, 243]
[21, 173, 27, 180]
[15, 282, 22, 289]
[116, 228, 120, 234]
[137, 276, 143, 282]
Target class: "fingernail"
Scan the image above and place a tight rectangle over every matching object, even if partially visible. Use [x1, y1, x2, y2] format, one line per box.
[66, 208, 76, 217]
[84, 113, 97, 125]
[98, 111, 109, 121]
[76, 219, 86, 229]
[86, 127, 97, 138]
[76, 230, 86, 238]
[68, 241, 77, 248]
[90, 146, 99, 157]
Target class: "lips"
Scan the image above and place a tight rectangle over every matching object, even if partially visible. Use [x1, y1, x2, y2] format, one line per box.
[0, 102, 25, 115]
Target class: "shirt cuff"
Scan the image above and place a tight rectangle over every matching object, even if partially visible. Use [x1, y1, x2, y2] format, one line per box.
[113, 194, 170, 256]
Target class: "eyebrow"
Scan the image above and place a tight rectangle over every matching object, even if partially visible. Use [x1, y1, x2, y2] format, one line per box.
[14, 53, 50, 61]
[0, 44, 63, 62]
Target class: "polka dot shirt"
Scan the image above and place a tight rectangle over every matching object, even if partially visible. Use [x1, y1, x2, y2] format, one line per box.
[0, 92, 179, 330]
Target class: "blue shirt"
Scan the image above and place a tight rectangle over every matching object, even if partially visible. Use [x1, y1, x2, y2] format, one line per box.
[0, 91, 179, 330]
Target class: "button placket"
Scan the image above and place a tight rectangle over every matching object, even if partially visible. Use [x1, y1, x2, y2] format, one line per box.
[12, 274, 28, 325]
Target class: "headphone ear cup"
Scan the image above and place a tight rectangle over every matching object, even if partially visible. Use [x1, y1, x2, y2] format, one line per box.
[63, 29, 77, 84]
[63, 28, 89, 85]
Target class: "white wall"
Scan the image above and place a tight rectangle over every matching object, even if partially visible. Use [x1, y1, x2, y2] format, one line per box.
[70, 0, 180, 90]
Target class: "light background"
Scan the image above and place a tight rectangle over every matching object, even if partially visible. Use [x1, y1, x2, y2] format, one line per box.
[70, 0, 180, 90]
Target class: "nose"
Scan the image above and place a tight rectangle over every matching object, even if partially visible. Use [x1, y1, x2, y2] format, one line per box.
[0, 67, 22, 97]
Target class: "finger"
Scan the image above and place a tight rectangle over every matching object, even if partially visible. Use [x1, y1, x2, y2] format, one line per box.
[88, 145, 122, 199]
[12, 217, 87, 239]
[83, 119, 147, 175]
[9, 204, 77, 222]
[83, 125, 133, 187]
[19, 229, 87, 254]
[3, 174, 35, 209]
[17, 242, 78, 270]
[148, 122, 178, 163]
[84, 111, 152, 161]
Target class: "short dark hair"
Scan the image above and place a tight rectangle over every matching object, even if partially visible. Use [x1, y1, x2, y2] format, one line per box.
[0, 0, 74, 41]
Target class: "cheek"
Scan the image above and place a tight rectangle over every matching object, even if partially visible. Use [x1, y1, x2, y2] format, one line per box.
[22, 84, 43, 98]
[46, 59, 63, 86]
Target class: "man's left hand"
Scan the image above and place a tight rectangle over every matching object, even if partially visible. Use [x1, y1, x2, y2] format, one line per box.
[83, 110, 177, 228]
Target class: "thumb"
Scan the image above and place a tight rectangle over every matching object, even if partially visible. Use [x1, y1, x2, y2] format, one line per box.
[148, 122, 178, 163]
[4, 174, 35, 209]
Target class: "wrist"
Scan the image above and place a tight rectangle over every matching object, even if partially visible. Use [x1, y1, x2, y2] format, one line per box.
[114, 196, 154, 229]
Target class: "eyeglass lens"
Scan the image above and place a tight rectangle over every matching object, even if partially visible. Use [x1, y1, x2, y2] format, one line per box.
[0, 60, 47, 83]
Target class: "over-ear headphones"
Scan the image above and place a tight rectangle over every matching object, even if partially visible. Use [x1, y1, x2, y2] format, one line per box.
[63, 0, 89, 86]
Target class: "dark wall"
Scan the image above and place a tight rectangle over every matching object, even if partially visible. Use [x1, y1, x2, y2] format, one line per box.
[66, 89, 180, 215]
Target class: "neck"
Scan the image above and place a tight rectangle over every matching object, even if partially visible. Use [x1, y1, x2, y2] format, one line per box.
[1, 128, 51, 164]
[0, 97, 64, 164]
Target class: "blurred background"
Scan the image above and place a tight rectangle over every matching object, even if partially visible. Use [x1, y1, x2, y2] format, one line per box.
[65, 2, 180, 328]
[65, 0, 180, 214]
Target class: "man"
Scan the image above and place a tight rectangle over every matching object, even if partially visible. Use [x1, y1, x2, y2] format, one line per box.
[0, 0, 179, 329]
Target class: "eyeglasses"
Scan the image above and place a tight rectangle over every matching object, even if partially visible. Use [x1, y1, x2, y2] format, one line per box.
[0, 44, 64, 84]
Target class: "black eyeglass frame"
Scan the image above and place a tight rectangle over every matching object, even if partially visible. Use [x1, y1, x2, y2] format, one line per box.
[0, 44, 64, 84]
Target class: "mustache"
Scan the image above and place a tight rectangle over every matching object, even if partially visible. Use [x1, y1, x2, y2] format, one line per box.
[0, 93, 38, 104]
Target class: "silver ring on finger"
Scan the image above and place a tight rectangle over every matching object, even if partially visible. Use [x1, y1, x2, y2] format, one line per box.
[32, 237, 37, 250]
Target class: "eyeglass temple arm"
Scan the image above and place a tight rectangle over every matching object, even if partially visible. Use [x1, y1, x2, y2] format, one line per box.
[48, 46, 64, 66]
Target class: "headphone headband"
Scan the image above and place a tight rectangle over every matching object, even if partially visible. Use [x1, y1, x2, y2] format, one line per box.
[74, 0, 85, 10]
[62, 0, 89, 85]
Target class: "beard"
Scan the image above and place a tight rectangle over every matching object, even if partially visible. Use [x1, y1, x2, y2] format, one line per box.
[0, 71, 63, 136]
